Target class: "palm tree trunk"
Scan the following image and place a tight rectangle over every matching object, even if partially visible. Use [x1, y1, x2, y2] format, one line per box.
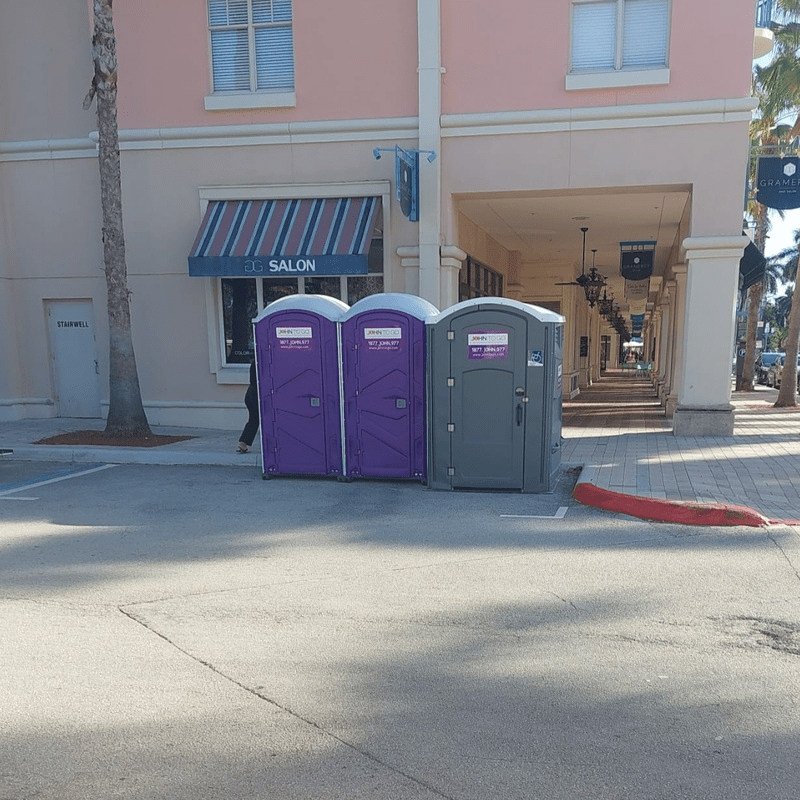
[740, 281, 763, 391]
[775, 286, 800, 407]
[740, 212, 769, 391]
[87, 0, 151, 436]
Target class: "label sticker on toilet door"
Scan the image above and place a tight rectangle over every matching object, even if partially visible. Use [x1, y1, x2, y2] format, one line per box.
[364, 327, 402, 352]
[528, 349, 543, 367]
[275, 326, 313, 350]
[468, 331, 508, 360]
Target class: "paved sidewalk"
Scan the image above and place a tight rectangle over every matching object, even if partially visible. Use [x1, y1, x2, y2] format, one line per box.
[2, 373, 799, 526]
[562, 374, 800, 526]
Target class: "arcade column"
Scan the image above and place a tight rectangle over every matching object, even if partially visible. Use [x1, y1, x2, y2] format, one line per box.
[665, 264, 687, 418]
[673, 237, 745, 436]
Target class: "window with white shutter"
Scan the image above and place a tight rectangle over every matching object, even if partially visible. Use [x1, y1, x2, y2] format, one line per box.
[568, 0, 670, 90]
[622, 0, 669, 67]
[206, 0, 295, 109]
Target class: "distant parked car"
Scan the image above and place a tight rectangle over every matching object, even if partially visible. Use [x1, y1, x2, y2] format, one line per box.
[756, 352, 784, 384]
[765, 355, 800, 390]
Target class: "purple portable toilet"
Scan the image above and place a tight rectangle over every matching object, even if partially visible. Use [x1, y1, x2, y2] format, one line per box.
[340, 293, 438, 480]
[253, 295, 349, 479]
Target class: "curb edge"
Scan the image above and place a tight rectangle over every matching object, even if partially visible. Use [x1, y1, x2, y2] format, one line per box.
[573, 480, 770, 528]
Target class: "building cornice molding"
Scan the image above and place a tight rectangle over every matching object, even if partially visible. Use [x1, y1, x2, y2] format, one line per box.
[1, 96, 758, 161]
[682, 236, 749, 260]
[0, 117, 419, 161]
[441, 97, 758, 138]
[0, 138, 96, 162]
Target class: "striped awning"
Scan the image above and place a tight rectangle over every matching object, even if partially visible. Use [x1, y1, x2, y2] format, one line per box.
[188, 196, 380, 277]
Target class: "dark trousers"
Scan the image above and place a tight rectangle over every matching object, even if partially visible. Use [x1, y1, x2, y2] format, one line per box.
[239, 385, 260, 446]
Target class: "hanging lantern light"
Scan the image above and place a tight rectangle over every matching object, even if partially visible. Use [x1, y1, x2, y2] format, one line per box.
[554, 230, 607, 307]
[598, 288, 613, 317]
[581, 248, 606, 308]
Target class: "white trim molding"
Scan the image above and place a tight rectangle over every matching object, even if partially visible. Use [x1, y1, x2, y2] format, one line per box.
[441, 97, 758, 138]
[198, 180, 391, 203]
[566, 68, 670, 91]
[204, 91, 296, 111]
[0, 398, 55, 422]
[112, 117, 418, 151]
[2, 97, 758, 162]
[682, 235, 749, 260]
[0, 138, 96, 162]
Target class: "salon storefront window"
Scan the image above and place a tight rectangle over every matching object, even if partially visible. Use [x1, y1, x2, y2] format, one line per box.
[219, 239, 384, 365]
[189, 195, 384, 368]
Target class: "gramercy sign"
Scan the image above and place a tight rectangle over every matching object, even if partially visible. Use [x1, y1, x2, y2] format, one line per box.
[756, 156, 800, 210]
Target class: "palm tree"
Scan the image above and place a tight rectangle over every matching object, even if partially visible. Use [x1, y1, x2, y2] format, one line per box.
[768, 230, 800, 405]
[753, 0, 800, 406]
[757, 1, 800, 126]
[775, 287, 794, 327]
[741, 3, 800, 391]
[740, 115, 769, 391]
[83, 0, 151, 436]
[741, 228, 782, 386]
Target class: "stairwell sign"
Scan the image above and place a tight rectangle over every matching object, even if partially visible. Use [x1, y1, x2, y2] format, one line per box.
[756, 156, 800, 209]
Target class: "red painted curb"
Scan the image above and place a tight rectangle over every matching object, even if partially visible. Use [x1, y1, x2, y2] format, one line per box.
[574, 482, 770, 527]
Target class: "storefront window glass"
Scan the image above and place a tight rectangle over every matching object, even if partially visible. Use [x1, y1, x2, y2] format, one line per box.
[218, 232, 384, 368]
[348, 275, 384, 304]
[303, 276, 341, 298]
[222, 277, 257, 363]
[262, 277, 298, 305]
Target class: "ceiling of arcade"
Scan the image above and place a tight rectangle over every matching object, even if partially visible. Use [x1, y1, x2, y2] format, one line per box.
[456, 185, 692, 320]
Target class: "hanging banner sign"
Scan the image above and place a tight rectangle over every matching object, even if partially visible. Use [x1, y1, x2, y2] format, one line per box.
[630, 313, 645, 335]
[625, 278, 650, 302]
[756, 156, 800, 209]
[627, 299, 647, 316]
[396, 147, 420, 221]
[620, 251, 654, 281]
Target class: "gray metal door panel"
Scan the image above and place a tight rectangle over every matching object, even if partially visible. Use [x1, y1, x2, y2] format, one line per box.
[46, 300, 101, 418]
[449, 311, 527, 489]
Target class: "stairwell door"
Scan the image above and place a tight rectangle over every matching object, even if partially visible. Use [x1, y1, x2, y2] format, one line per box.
[46, 300, 101, 418]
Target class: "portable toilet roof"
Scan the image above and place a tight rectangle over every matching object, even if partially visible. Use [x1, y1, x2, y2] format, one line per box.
[341, 292, 439, 322]
[430, 297, 565, 325]
[253, 293, 349, 323]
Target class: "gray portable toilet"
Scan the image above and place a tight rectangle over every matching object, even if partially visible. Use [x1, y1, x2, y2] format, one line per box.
[427, 298, 564, 493]
[253, 294, 349, 479]
[340, 293, 438, 480]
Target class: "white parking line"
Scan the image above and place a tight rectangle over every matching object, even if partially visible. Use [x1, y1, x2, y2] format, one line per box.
[0, 464, 117, 498]
[501, 506, 569, 520]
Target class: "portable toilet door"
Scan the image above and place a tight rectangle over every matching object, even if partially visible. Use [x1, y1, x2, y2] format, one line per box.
[253, 295, 349, 478]
[427, 298, 564, 493]
[340, 294, 438, 480]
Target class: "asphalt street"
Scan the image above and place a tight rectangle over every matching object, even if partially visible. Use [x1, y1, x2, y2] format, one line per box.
[2, 461, 799, 799]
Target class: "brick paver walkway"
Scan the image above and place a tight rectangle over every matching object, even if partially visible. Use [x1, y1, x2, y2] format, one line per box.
[562, 372, 800, 523]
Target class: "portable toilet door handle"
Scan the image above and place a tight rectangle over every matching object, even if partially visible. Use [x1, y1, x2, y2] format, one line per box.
[516, 403, 523, 426]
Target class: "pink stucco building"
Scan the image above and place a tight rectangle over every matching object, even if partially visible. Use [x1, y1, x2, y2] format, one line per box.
[0, 1, 766, 435]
